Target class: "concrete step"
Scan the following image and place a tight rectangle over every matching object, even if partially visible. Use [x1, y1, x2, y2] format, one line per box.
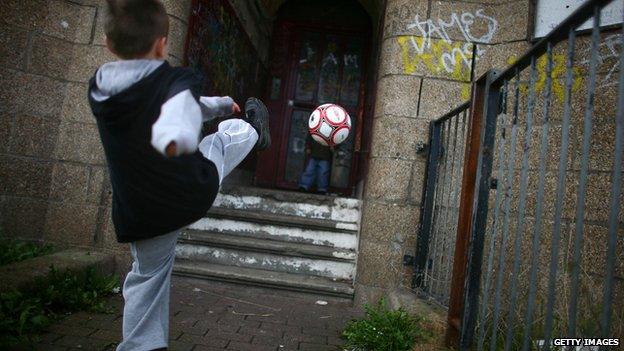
[175, 242, 355, 280]
[188, 216, 358, 250]
[206, 207, 359, 233]
[179, 230, 357, 261]
[214, 186, 361, 223]
[173, 260, 354, 297]
[180, 187, 361, 298]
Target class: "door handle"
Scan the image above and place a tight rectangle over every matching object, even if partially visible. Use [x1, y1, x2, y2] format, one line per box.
[289, 101, 317, 109]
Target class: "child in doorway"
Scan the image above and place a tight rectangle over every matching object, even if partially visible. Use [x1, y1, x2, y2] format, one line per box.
[298, 134, 333, 195]
[88, 1, 270, 350]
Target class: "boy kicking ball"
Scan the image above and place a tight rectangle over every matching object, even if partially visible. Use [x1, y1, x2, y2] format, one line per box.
[88, 0, 270, 350]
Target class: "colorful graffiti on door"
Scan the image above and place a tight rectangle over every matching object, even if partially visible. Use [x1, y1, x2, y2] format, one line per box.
[185, 0, 268, 103]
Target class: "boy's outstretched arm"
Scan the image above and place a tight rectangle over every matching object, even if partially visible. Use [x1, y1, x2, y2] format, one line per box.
[151, 92, 240, 157]
[151, 89, 203, 157]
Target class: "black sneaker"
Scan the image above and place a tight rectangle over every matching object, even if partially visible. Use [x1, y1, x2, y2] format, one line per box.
[245, 97, 271, 151]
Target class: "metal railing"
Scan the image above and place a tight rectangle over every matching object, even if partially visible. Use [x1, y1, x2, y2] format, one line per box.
[463, 0, 623, 348]
[414, 102, 471, 307]
[415, 0, 623, 349]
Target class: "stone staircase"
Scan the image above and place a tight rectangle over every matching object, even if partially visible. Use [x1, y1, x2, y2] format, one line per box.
[173, 186, 361, 298]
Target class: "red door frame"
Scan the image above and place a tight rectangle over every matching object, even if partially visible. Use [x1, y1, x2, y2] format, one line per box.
[264, 20, 372, 196]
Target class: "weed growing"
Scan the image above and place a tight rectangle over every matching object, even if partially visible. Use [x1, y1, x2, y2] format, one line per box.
[0, 266, 119, 348]
[342, 299, 432, 351]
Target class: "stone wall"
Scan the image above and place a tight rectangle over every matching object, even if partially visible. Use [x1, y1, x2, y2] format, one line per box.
[356, 0, 622, 336]
[355, 0, 532, 304]
[0, 0, 192, 268]
[228, 0, 272, 65]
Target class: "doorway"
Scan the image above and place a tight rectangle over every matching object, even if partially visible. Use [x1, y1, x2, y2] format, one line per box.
[254, 0, 373, 196]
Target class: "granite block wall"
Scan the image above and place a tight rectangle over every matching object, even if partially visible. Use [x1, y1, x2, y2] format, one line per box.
[0, 0, 192, 271]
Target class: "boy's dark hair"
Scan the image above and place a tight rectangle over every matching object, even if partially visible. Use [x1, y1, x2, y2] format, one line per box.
[105, 0, 169, 59]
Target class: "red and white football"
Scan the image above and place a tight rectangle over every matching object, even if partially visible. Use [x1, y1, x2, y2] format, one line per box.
[308, 103, 351, 147]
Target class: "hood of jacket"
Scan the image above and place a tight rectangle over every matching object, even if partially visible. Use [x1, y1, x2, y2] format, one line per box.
[88, 59, 166, 127]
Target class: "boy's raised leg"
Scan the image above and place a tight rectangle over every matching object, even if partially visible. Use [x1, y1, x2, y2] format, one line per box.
[198, 119, 258, 183]
[244, 97, 271, 150]
[198, 98, 270, 183]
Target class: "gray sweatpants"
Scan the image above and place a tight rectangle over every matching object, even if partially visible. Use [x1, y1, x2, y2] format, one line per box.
[117, 119, 258, 351]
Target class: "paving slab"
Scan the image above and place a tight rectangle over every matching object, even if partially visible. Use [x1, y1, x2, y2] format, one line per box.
[34, 275, 365, 350]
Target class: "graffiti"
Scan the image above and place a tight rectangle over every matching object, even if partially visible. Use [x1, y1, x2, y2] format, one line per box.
[344, 54, 359, 68]
[323, 52, 339, 67]
[535, 54, 584, 100]
[396, 9, 623, 102]
[398, 37, 474, 78]
[505, 34, 622, 102]
[406, 9, 498, 49]
[580, 33, 622, 88]
[397, 36, 473, 99]
[185, 0, 267, 103]
[397, 9, 498, 99]
[506, 54, 585, 102]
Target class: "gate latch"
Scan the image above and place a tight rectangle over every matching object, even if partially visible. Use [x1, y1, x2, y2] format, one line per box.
[490, 178, 498, 189]
[403, 255, 415, 266]
[415, 142, 428, 155]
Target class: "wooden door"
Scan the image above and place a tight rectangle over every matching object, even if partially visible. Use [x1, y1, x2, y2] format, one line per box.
[255, 23, 367, 196]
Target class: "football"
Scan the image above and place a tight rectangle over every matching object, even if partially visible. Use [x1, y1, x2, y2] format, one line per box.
[308, 103, 352, 147]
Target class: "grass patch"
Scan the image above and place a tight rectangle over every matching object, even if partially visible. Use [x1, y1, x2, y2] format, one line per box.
[0, 235, 54, 266]
[0, 266, 119, 348]
[342, 298, 433, 351]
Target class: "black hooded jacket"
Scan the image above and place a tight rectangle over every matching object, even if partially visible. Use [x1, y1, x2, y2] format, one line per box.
[88, 61, 219, 243]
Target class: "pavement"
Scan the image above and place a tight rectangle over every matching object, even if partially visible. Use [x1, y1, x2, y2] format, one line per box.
[34, 275, 366, 351]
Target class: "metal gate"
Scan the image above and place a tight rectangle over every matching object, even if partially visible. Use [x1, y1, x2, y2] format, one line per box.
[414, 0, 624, 349]
[414, 102, 471, 307]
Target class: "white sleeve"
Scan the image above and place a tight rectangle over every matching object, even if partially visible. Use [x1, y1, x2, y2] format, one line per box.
[199, 96, 234, 121]
[151, 89, 202, 156]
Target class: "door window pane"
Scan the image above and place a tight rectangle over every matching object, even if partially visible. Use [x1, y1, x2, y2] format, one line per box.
[340, 40, 363, 107]
[317, 36, 341, 104]
[294, 33, 320, 102]
[284, 110, 311, 183]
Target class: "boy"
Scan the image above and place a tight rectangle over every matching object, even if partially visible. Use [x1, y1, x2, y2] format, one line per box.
[88, 1, 270, 350]
[298, 134, 332, 195]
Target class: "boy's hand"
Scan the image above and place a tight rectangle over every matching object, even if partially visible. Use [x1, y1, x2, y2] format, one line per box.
[165, 141, 177, 157]
[198, 96, 239, 120]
